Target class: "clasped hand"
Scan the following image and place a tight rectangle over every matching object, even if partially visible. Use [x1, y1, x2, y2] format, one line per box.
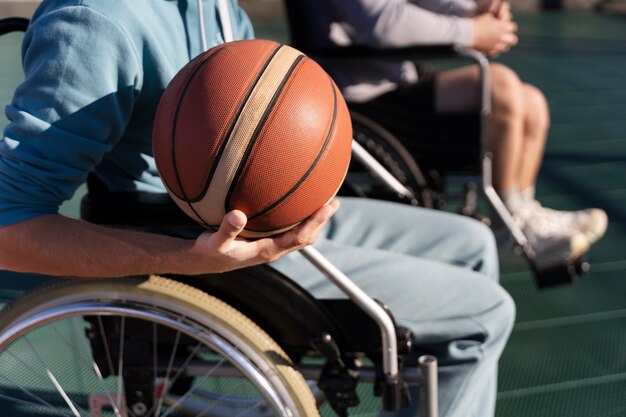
[471, 0, 518, 57]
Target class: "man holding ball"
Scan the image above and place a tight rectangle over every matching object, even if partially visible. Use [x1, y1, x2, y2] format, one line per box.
[0, 1, 514, 416]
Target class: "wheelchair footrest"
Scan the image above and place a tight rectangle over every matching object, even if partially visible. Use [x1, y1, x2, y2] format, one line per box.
[531, 252, 590, 288]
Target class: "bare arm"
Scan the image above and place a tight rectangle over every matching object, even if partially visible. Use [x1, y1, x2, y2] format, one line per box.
[0, 200, 339, 278]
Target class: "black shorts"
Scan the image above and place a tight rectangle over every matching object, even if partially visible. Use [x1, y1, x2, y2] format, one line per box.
[380, 63, 439, 112]
[348, 64, 482, 173]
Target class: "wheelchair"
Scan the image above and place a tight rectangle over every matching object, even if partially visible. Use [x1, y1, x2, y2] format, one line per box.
[282, 0, 590, 288]
[0, 186, 440, 417]
[0, 17, 438, 417]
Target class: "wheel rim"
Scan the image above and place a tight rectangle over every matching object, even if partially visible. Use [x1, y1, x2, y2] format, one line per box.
[0, 301, 293, 417]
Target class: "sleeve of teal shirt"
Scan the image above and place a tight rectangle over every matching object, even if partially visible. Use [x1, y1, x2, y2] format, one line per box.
[0, 5, 141, 227]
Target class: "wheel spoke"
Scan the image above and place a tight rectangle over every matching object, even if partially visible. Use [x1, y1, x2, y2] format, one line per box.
[97, 315, 116, 376]
[160, 358, 225, 417]
[193, 378, 249, 417]
[0, 373, 73, 417]
[166, 342, 203, 392]
[46, 369, 82, 417]
[155, 330, 181, 417]
[0, 392, 73, 417]
[54, 318, 127, 417]
[21, 336, 88, 416]
[145, 340, 203, 417]
[116, 316, 126, 415]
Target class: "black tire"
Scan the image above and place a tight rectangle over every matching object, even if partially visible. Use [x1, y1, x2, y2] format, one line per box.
[345, 111, 434, 208]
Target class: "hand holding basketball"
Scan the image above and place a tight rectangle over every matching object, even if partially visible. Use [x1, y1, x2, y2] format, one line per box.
[179, 200, 340, 275]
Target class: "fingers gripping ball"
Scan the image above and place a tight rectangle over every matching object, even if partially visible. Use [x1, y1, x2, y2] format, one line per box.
[153, 40, 352, 238]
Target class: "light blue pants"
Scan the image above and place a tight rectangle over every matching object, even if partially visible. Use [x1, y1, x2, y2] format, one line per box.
[271, 198, 515, 417]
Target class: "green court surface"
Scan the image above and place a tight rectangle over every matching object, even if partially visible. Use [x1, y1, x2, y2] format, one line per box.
[488, 12, 626, 417]
[1, 10, 626, 417]
[259, 13, 626, 416]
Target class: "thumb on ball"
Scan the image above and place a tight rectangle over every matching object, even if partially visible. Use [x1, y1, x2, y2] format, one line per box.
[217, 210, 247, 241]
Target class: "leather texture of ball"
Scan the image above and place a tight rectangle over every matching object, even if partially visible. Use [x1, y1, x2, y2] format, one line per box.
[153, 40, 352, 237]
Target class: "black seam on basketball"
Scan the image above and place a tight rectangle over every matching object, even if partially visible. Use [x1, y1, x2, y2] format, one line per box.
[186, 42, 284, 204]
[165, 45, 226, 202]
[247, 167, 346, 232]
[224, 53, 305, 214]
[169, 45, 228, 226]
[247, 73, 338, 224]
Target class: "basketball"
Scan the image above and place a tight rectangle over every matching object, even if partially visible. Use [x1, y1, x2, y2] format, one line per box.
[153, 40, 352, 238]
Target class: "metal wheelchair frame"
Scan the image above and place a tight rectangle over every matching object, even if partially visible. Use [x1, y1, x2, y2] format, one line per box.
[0, 16, 439, 417]
[282, 0, 590, 288]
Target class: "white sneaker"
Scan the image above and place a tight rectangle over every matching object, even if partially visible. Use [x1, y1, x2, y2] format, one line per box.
[512, 204, 590, 267]
[525, 201, 608, 245]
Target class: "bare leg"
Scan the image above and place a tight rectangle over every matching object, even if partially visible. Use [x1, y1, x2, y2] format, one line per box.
[518, 84, 549, 192]
[435, 63, 530, 195]
[515, 84, 606, 244]
[435, 64, 603, 251]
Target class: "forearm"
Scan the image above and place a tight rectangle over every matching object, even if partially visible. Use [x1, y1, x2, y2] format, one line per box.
[0, 214, 197, 277]
[411, 0, 477, 17]
[343, 0, 474, 47]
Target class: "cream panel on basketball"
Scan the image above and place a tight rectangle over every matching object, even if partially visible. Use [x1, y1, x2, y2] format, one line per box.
[190, 45, 303, 226]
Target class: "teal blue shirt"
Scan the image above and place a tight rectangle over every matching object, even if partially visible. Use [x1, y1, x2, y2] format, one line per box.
[0, 0, 254, 226]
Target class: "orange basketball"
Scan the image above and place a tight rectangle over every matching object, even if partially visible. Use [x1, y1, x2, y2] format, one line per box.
[153, 40, 352, 238]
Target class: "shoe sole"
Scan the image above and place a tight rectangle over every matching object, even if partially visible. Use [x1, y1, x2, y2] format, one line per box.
[532, 233, 589, 271]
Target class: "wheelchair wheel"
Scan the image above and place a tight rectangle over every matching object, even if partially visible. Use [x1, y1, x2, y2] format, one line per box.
[345, 111, 434, 208]
[0, 275, 319, 417]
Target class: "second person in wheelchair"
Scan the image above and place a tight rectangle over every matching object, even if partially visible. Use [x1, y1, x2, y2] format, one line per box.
[301, 0, 608, 265]
[0, 0, 514, 416]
